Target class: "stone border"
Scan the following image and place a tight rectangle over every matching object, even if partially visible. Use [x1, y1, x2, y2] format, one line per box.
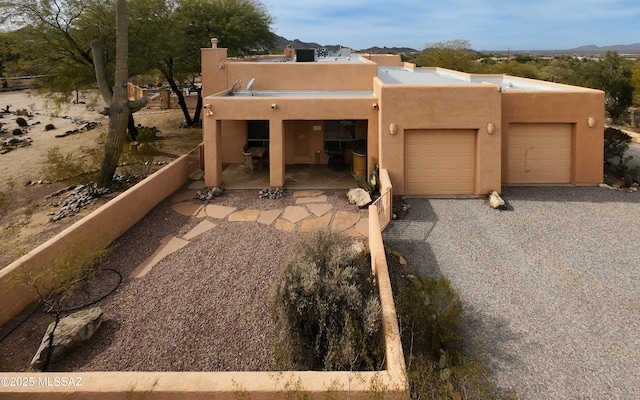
[0, 167, 407, 399]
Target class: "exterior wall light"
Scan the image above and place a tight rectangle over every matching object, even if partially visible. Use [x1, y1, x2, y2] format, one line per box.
[204, 104, 214, 116]
[588, 117, 596, 128]
[487, 122, 495, 135]
[271, 103, 277, 110]
[372, 103, 378, 109]
[389, 123, 398, 135]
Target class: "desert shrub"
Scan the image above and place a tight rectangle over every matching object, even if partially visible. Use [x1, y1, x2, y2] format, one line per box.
[43, 146, 99, 184]
[610, 155, 640, 187]
[393, 271, 463, 364]
[604, 127, 632, 164]
[118, 141, 158, 181]
[271, 229, 383, 371]
[136, 125, 159, 143]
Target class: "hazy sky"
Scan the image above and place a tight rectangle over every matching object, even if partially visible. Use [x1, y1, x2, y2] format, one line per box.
[262, 0, 640, 50]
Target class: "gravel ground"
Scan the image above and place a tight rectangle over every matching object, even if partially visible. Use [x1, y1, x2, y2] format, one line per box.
[384, 186, 640, 400]
[0, 187, 364, 372]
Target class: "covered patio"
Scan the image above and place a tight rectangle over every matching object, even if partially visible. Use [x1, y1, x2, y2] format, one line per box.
[220, 163, 358, 189]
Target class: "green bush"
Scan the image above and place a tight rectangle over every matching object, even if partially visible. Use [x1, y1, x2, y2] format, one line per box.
[610, 155, 640, 187]
[604, 127, 632, 164]
[271, 229, 383, 371]
[43, 147, 99, 184]
[135, 125, 159, 143]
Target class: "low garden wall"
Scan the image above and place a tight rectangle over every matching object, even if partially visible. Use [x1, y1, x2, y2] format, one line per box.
[0, 166, 407, 399]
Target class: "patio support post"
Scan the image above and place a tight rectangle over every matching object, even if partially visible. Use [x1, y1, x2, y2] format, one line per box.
[204, 118, 223, 187]
[269, 119, 285, 187]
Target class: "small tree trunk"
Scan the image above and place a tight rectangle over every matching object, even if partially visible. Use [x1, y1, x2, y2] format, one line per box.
[192, 88, 203, 127]
[166, 75, 193, 127]
[98, 0, 130, 188]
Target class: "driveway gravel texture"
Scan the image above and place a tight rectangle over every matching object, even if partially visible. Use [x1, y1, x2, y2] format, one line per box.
[383, 186, 640, 400]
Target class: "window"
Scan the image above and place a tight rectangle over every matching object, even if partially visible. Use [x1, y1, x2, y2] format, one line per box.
[248, 120, 269, 147]
[324, 120, 356, 151]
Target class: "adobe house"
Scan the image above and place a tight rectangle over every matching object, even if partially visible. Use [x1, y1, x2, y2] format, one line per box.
[201, 39, 604, 196]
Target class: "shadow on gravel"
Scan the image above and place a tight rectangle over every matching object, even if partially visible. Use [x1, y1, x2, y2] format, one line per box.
[502, 185, 640, 204]
[384, 196, 522, 396]
[460, 304, 521, 367]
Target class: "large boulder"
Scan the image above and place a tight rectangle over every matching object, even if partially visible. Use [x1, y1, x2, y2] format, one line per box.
[489, 190, 506, 210]
[31, 307, 104, 369]
[347, 188, 372, 208]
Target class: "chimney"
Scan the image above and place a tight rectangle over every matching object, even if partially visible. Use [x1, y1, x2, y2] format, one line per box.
[211, 38, 219, 48]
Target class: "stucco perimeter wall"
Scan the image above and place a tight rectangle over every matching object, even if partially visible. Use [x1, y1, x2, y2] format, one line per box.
[375, 78, 502, 196]
[0, 155, 191, 328]
[501, 88, 605, 185]
[224, 61, 378, 91]
[364, 54, 403, 67]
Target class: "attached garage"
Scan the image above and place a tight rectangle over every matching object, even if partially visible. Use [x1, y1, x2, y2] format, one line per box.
[404, 129, 476, 195]
[506, 123, 572, 184]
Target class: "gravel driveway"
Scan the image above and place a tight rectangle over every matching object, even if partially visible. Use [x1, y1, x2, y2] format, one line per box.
[383, 186, 640, 400]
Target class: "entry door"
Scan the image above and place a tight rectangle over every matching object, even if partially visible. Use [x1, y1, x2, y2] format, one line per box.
[293, 122, 311, 163]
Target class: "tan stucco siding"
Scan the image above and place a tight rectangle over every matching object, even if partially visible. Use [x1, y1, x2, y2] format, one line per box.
[225, 62, 378, 91]
[201, 48, 229, 97]
[220, 120, 247, 164]
[502, 90, 604, 185]
[377, 84, 502, 196]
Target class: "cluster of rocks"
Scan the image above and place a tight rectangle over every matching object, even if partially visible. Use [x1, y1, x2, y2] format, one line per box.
[1, 136, 32, 154]
[47, 183, 111, 222]
[599, 182, 639, 193]
[53, 121, 100, 138]
[259, 187, 287, 199]
[195, 186, 225, 201]
[392, 197, 410, 219]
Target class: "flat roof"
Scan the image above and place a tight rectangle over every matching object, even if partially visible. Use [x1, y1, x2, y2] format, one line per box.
[255, 56, 367, 64]
[378, 66, 570, 91]
[226, 90, 375, 97]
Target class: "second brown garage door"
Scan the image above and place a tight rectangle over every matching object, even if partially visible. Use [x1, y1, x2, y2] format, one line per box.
[405, 129, 476, 195]
[506, 123, 572, 184]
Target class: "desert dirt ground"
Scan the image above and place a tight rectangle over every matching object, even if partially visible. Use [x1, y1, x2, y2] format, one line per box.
[0, 90, 203, 269]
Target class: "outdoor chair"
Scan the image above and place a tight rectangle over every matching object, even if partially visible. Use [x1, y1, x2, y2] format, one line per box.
[242, 151, 256, 173]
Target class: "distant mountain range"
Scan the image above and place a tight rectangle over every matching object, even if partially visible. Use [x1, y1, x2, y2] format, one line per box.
[275, 36, 417, 54]
[275, 36, 640, 55]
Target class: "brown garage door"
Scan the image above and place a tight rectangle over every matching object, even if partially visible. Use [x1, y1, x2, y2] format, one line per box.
[507, 123, 571, 184]
[405, 129, 476, 195]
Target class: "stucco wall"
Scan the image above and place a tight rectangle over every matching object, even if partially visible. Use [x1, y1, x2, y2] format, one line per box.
[201, 47, 229, 97]
[501, 89, 604, 185]
[377, 81, 502, 196]
[224, 61, 378, 91]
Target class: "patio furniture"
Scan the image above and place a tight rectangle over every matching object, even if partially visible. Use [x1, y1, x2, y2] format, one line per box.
[242, 151, 256, 173]
[247, 146, 268, 170]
